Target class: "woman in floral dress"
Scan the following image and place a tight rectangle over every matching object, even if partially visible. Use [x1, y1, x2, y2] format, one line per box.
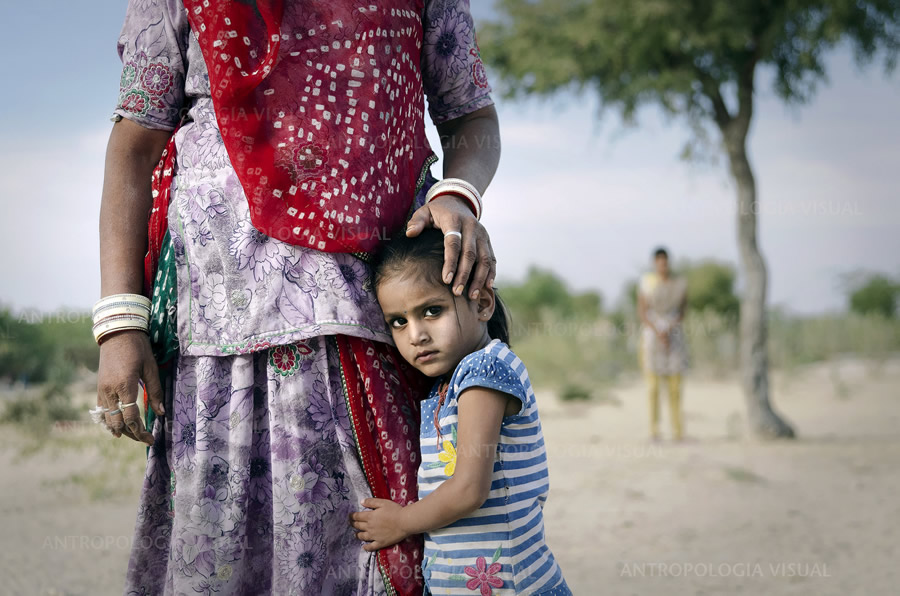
[96, 1, 501, 594]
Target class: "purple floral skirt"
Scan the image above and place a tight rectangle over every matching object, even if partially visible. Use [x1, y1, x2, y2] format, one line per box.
[124, 336, 389, 595]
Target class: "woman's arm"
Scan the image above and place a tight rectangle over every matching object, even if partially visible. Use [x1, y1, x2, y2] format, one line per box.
[349, 386, 517, 551]
[96, 118, 170, 443]
[405, 105, 501, 300]
[100, 118, 170, 297]
[435, 103, 501, 196]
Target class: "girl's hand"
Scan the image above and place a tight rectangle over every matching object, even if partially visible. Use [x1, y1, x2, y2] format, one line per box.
[349, 498, 409, 552]
[97, 330, 166, 445]
[405, 195, 496, 300]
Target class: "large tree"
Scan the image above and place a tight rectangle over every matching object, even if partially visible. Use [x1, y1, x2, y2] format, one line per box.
[480, 0, 899, 438]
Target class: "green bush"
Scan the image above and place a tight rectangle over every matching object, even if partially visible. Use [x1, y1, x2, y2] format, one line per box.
[849, 275, 898, 319]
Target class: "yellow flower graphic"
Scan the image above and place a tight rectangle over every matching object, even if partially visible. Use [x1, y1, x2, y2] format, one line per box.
[427, 425, 459, 477]
[438, 439, 457, 477]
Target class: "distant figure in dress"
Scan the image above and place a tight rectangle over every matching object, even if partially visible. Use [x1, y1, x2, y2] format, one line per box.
[637, 247, 689, 441]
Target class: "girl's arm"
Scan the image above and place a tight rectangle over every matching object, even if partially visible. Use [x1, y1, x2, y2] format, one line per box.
[349, 386, 519, 552]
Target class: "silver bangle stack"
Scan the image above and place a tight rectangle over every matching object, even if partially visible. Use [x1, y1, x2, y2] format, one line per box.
[92, 293, 151, 345]
[424, 177, 483, 220]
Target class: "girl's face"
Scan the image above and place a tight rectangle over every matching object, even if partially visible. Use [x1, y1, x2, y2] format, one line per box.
[376, 271, 495, 378]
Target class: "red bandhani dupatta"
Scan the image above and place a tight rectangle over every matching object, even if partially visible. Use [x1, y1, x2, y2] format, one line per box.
[337, 335, 433, 596]
[143, 121, 184, 298]
[183, 0, 436, 255]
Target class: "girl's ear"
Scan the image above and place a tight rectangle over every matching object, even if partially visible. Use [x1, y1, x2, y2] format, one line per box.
[475, 285, 495, 320]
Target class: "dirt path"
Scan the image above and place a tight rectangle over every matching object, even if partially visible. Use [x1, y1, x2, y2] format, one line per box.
[1, 357, 898, 595]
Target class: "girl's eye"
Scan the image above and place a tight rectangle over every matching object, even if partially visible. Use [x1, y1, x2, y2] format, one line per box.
[424, 306, 442, 318]
[389, 317, 407, 329]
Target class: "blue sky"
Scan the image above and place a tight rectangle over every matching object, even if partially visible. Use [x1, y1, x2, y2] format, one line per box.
[1, 1, 898, 315]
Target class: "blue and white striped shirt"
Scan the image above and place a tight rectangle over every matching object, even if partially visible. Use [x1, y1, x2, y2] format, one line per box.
[418, 339, 571, 595]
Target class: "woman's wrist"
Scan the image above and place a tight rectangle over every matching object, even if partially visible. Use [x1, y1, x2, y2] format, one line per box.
[425, 178, 482, 219]
[427, 193, 478, 219]
[92, 293, 151, 345]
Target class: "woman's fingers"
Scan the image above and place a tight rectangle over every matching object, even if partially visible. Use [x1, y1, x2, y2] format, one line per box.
[450, 219, 479, 297]
[142, 358, 166, 417]
[100, 378, 127, 436]
[441, 219, 463, 285]
[120, 388, 154, 447]
[411, 194, 496, 297]
[405, 203, 433, 238]
[466, 236, 496, 299]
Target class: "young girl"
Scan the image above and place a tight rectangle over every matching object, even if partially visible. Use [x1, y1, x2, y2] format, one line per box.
[349, 228, 572, 595]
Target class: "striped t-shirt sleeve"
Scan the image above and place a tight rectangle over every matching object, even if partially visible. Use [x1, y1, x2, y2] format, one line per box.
[453, 351, 529, 416]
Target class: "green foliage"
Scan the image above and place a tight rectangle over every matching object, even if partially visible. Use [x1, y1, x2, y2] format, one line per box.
[498, 267, 900, 394]
[0, 306, 97, 432]
[1, 358, 81, 433]
[482, 0, 900, 130]
[0, 306, 98, 383]
[499, 266, 603, 328]
[677, 260, 740, 321]
[848, 274, 898, 318]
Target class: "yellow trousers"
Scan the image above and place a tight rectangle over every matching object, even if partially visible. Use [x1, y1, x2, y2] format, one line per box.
[647, 373, 683, 439]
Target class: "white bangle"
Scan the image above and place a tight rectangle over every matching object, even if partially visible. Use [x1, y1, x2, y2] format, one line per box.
[92, 314, 150, 344]
[425, 178, 482, 220]
[93, 294, 151, 318]
[92, 304, 151, 325]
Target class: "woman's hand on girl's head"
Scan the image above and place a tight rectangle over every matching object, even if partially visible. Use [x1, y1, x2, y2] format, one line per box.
[405, 195, 496, 301]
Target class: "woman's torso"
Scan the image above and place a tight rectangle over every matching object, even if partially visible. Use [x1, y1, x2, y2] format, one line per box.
[112, 0, 494, 357]
[639, 272, 689, 373]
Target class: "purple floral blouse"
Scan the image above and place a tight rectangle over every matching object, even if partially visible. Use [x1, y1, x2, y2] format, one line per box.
[112, 0, 494, 357]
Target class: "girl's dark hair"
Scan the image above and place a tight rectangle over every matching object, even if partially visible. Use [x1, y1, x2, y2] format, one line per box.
[372, 227, 511, 346]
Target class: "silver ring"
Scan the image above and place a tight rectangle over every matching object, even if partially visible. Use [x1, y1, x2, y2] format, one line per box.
[119, 401, 139, 410]
[107, 409, 121, 416]
[444, 230, 462, 240]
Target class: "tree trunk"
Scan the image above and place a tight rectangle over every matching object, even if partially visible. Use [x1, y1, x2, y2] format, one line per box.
[723, 130, 796, 439]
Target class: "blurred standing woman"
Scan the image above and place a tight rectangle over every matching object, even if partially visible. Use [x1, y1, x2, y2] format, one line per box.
[94, 1, 500, 594]
[637, 248, 688, 441]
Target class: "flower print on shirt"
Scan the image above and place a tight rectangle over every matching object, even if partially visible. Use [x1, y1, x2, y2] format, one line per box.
[283, 251, 321, 297]
[425, 6, 474, 79]
[183, 183, 227, 246]
[229, 219, 293, 283]
[464, 554, 504, 595]
[183, 109, 232, 170]
[117, 48, 183, 125]
[197, 270, 227, 316]
[323, 258, 370, 303]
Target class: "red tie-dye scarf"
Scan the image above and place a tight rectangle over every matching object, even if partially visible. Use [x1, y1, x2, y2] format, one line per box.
[182, 0, 436, 256]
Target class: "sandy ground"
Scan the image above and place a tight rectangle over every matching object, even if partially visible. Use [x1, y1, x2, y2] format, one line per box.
[1, 357, 898, 596]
